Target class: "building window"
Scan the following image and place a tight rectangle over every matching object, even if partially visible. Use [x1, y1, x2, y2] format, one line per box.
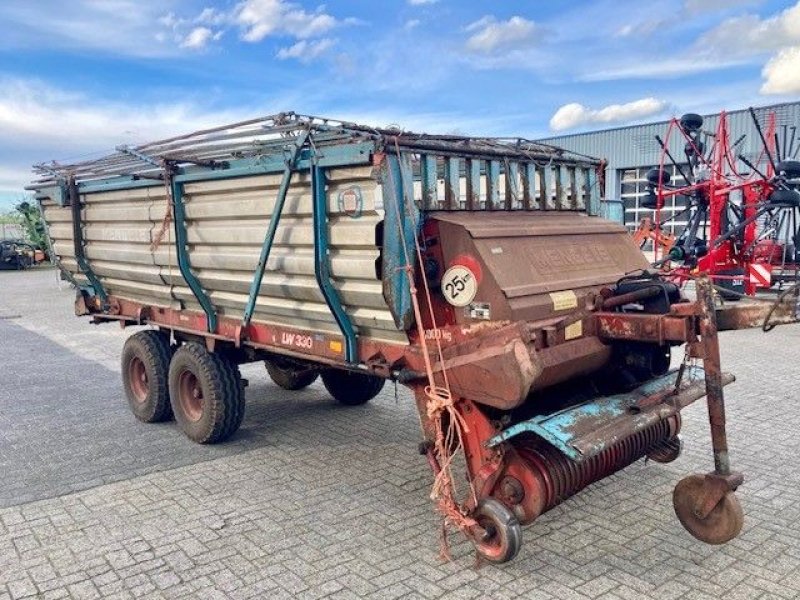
[618, 166, 691, 248]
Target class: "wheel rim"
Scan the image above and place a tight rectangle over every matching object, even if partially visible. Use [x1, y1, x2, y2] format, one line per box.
[128, 357, 149, 404]
[475, 517, 506, 562]
[177, 368, 204, 422]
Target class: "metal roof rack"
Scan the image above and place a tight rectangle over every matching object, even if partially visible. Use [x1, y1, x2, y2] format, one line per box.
[30, 111, 598, 187]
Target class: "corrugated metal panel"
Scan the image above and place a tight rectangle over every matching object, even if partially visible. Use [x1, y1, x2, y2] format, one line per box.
[43, 166, 407, 343]
[537, 102, 800, 196]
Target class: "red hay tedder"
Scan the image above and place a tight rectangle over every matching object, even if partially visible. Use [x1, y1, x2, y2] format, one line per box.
[641, 108, 800, 298]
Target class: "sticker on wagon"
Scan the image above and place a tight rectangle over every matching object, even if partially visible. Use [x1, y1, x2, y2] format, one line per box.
[441, 265, 478, 307]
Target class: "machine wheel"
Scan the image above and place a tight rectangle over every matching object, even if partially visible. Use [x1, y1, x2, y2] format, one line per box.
[647, 435, 683, 464]
[673, 474, 744, 544]
[168, 343, 245, 444]
[265, 360, 318, 391]
[470, 498, 523, 564]
[320, 369, 385, 406]
[121, 330, 173, 423]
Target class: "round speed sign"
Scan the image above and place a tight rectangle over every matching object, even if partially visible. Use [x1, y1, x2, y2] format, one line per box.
[441, 265, 478, 307]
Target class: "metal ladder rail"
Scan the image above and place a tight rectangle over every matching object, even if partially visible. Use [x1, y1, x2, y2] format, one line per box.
[242, 130, 310, 329]
[312, 164, 358, 364]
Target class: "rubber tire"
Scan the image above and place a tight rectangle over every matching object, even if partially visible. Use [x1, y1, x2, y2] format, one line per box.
[265, 361, 318, 391]
[168, 343, 245, 444]
[320, 369, 385, 406]
[472, 498, 523, 564]
[121, 330, 173, 423]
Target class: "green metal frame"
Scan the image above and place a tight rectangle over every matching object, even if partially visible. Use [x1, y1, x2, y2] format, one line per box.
[312, 165, 357, 363]
[67, 178, 108, 303]
[242, 131, 310, 328]
[170, 176, 218, 333]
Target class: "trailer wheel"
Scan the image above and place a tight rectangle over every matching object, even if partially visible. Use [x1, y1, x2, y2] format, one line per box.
[470, 498, 522, 564]
[121, 330, 173, 423]
[265, 360, 318, 391]
[168, 343, 245, 444]
[673, 474, 744, 544]
[320, 369, 385, 406]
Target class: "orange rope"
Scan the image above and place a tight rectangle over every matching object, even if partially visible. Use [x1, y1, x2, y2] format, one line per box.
[386, 144, 476, 558]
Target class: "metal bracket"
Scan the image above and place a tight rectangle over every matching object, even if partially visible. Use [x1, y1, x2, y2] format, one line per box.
[312, 165, 358, 363]
[241, 130, 310, 332]
[170, 170, 218, 333]
[67, 177, 108, 305]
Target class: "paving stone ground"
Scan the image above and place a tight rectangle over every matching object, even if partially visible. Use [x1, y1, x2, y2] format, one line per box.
[1, 267, 800, 599]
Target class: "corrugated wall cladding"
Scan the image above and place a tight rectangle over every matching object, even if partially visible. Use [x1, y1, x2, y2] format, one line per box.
[43, 166, 407, 343]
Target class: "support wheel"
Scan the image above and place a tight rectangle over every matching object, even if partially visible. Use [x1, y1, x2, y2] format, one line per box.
[321, 369, 385, 406]
[265, 360, 318, 390]
[121, 330, 173, 423]
[470, 498, 522, 564]
[673, 474, 744, 544]
[168, 343, 245, 444]
[647, 435, 683, 464]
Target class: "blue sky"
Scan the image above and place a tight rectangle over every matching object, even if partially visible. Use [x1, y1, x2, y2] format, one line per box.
[1, 0, 799, 210]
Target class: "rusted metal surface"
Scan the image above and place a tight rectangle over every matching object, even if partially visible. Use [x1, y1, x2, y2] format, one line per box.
[593, 312, 696, 344]
[696, 276, 734, 476]
[486, 367, 733, 461]
[510, 415, 679, 521]
[715, 299, 799, 331]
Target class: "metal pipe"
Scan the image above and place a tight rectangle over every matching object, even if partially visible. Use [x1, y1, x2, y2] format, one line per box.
[696, 275, 730, 475]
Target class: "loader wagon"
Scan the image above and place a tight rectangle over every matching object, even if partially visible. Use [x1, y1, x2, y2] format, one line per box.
[29, 112, 799, 563]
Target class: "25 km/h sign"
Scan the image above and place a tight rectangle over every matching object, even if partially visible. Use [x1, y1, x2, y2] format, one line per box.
[441, 265, 478, 307]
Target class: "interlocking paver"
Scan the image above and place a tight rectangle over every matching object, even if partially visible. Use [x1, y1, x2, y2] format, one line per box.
[3, 267, 800, 599]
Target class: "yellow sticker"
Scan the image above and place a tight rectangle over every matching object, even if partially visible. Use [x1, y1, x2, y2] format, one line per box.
[550, 290, 578, 311]
[565, 320, 583, 340]
[329, 340, 343, 353]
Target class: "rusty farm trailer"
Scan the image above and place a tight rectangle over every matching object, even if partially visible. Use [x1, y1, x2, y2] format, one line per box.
[30, 113, 799, 563]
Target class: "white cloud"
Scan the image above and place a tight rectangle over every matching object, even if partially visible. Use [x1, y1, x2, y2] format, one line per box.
[404, 19, 421, 30]
[276, 38, 336, 62]
[0, 78, 251, 192]
[697, 1, 800, 57]
[0, 1, 183, 57]
[465, 15, 540, 54]
[549, 97, 668, 132]
[195, 7, 228, 26]
[408, 0, 437, 4]
[180, 27, 218, 49]
[761, 45, 800, 94]
[236, 0, 342, 41]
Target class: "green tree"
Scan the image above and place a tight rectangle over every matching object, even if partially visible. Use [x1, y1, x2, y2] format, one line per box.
[15, 201, 47, 250]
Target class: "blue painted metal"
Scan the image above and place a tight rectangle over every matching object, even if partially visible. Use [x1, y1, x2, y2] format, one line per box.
[171, 179, 218, 333]
[78, 178, 163, 194]
[444, 157, 460, 209]
[421, 155, 438, 209]
[487, 160, 500, 209]
[176, 142, 374, 184]
[505, 162, 520, 209]
[486, 367, 707, 460]
[600, 198, 625, 224]
[523, 163, 536, 209]
[242, 131, 310, 329]
[380, 154, 421, 329]
[466, 159, 481, 209]
[539, 164, 552, 208]
[587, 166, 601, 216]
[312, 165, 357, 363]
